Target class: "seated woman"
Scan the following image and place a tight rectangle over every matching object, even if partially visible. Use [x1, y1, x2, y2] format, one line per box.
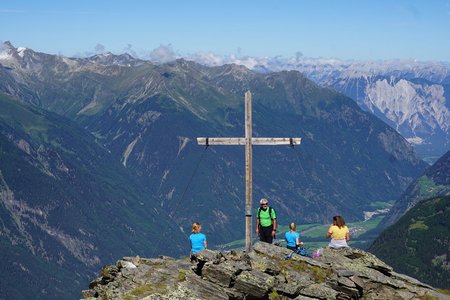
[285, 222, 302, 251]
[189, 222, 207, 261]
[326, 215, 350, 249]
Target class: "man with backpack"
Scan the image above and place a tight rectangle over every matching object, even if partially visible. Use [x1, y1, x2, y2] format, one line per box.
[255, 198, 277, 244]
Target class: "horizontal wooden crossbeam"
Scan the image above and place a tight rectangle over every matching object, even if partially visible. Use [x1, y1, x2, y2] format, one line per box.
[197, 137, 301, 146]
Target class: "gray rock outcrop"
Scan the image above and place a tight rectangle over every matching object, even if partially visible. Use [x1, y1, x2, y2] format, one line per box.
[82, 243, 450, 299]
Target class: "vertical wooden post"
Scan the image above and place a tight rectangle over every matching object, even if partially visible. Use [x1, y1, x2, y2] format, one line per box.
[197, 91, 301, 253]
[245, 91, 253, 253]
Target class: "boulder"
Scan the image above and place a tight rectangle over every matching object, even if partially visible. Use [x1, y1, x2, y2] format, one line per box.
[202, 261, 236, 287]
[233, 270, 275, 298]
[299, 283, 339, 299]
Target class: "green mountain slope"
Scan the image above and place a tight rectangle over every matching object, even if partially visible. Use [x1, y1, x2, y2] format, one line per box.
[369, 195, 450, 289]
[380, 149, 450, 229]
[0, 94, 183, 299]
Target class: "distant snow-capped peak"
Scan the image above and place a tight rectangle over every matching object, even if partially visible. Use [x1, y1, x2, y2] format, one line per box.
[0, 41, 17, 61]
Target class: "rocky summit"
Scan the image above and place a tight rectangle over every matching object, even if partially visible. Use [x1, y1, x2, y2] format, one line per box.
[82, 242, 449, 300]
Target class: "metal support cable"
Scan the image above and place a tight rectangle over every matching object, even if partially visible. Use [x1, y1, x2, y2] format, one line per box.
[151, 145, 209, 257]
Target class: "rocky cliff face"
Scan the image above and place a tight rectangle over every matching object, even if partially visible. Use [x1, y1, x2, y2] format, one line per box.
[331, 76, 450, 162]
[82, 242, 449, 300]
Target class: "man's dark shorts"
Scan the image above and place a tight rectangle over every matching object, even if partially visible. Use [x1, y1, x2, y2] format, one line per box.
[259, 225, 274, 243]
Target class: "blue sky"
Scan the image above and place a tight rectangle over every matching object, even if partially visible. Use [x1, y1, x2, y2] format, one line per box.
[1, 0, 450, 62]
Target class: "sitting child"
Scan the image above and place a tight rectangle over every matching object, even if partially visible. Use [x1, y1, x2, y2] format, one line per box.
[285, 222, 303, 250]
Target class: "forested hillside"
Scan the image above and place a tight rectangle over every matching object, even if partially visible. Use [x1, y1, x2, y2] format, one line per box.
[369, 195, 450, 289]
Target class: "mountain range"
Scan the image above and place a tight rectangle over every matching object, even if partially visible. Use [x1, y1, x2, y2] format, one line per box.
[3, 40, 450, 161]
[189, 53, 450, 163]
[0, 41, 429, 299]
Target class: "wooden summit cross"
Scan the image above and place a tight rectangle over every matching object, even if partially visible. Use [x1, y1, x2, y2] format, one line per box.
[197, 91, 301, 253]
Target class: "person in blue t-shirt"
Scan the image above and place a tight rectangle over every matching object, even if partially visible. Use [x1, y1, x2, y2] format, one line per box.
[189, 222, 207, 261]
[285, 222, 302, 251]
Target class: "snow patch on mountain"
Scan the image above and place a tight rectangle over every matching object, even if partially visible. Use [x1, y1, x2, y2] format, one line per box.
[406, 137, 425, 145]
[17, 47, 26, 58]
[0, 44, 14, 61]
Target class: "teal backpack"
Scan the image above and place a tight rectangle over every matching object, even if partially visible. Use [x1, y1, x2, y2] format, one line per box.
[285, 246, 311, 260]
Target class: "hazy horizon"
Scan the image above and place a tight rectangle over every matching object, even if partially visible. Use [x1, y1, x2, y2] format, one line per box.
[1, 0, 449, 63]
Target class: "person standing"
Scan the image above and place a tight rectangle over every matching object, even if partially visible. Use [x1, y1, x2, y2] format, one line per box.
[255, 198, 277, 244]
[189, 222, 207, 260]
[326, 215, 350, 249]
[285, 222, 302, 251]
